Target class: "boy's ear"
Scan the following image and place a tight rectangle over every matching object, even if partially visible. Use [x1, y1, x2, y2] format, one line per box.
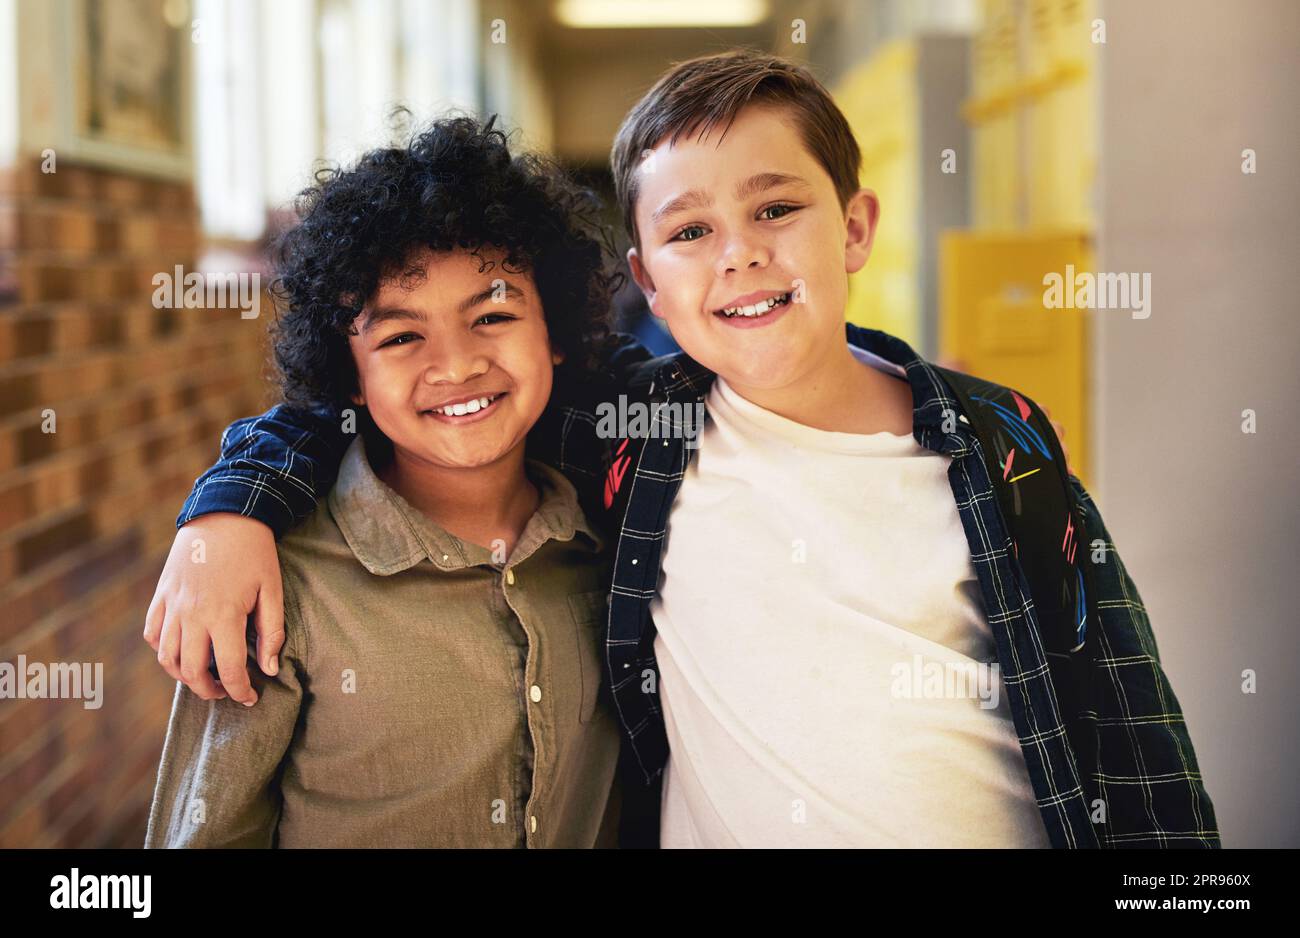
[626, 246, 663, 319]
[844, 188, 881, 275]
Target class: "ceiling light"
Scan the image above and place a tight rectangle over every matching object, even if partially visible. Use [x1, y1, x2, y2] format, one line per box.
[554, 0, 769, 28]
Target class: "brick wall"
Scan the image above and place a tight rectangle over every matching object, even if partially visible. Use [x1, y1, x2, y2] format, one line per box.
[0, 157, 272, 847]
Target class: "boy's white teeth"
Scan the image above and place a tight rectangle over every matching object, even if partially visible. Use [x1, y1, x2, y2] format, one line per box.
[433, 394, 497, 416]
[719, 293, 790, 317]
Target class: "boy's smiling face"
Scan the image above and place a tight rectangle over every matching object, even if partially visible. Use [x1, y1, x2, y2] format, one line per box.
[627, 103, 878, 396]
[348, 247, 561, 472]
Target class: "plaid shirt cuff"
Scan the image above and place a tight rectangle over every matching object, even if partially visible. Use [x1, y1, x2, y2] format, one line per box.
[175, 470, 304, 539]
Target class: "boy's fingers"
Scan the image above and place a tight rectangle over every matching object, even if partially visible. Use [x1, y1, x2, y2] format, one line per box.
[143, 592, 165, 651]
[155, 610, 183, 684]
[179, 616, 227, 701]
[253, 582, 285, 677]
[212, 624, 257, 706]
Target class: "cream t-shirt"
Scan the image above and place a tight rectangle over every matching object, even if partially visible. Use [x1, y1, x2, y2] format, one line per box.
[650, 346, 1051, 848]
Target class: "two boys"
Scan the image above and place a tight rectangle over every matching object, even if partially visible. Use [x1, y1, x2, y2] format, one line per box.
[146, 51, 1218, 848]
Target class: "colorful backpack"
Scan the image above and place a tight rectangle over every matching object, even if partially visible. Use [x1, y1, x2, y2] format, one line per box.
[933, 366, 1100, 782]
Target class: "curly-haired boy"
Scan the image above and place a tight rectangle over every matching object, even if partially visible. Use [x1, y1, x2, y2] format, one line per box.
[145, 116, 623, 847]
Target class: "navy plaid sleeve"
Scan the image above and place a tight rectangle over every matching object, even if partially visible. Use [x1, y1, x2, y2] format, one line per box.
[1072, 478, 1221, 847]
[175, 404, 349, 539]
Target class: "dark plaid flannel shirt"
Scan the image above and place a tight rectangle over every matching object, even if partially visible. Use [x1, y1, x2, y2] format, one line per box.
[178, 324, 1219, 849]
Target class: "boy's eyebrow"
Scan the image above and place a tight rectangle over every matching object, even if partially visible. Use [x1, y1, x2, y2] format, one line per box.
[651, 188, 712, 227]
[457, 280, 525, 313]
[360, 306, 424, 333]
[735, 172, 811, 201]
[650, 172, 812, 227]
[361, 281, 527, 333]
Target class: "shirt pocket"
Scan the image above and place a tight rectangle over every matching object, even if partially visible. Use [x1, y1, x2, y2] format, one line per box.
[568, 590, 609, 724]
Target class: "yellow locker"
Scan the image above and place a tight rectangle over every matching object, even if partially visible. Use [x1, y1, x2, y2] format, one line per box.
[1024, 0, 1096, 229]
[946, 0, 1097, 481]
[940, 231, 1093, 486]
[968, 0, 1023, 230]
[837, 42, 920, 348]
[1051, 0, 1097, 229]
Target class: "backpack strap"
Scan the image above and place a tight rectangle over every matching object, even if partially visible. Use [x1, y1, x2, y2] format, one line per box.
[932, 366, 1100, 781]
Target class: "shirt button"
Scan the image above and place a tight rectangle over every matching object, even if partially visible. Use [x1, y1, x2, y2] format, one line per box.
[505, 569, 515, 585]
[530, 815, 538, 833]
[631, 558, 638, 565]
[530, 684, 542, 702]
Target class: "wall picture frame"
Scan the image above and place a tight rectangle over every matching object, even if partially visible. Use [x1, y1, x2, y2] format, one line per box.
[58, 0, 193, 179]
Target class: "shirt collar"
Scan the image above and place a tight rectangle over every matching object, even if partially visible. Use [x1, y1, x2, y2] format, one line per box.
[652, 323, 975, 456]
[328, 436, 604, 576]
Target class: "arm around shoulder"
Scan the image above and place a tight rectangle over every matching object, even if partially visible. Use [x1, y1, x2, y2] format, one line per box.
[178, 403, 351, 539]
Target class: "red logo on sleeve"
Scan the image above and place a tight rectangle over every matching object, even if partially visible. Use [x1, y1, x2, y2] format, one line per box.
[604, 439, 632, 510]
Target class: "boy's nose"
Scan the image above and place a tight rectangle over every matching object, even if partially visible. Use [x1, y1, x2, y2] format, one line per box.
[716, 236, 771, 277]
[420, 336, 489, 386]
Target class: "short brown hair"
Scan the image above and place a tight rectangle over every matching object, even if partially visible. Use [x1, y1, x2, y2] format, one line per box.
[610, 49, 862, 248]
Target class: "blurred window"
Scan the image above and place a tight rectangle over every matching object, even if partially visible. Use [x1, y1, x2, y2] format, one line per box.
[193, 0, 264, 240]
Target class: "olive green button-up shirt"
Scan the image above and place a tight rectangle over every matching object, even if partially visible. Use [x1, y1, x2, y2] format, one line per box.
[145, 436, 620, 848]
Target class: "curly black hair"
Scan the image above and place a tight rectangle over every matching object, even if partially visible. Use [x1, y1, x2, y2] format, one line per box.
[268, 114, 622, 412]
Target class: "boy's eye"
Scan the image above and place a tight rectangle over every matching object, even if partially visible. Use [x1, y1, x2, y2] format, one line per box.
[474, 313, 516, 326]
[380, 332, 420, 348]
[760, 203, 799, 220]
[671, 225, 707, 243]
